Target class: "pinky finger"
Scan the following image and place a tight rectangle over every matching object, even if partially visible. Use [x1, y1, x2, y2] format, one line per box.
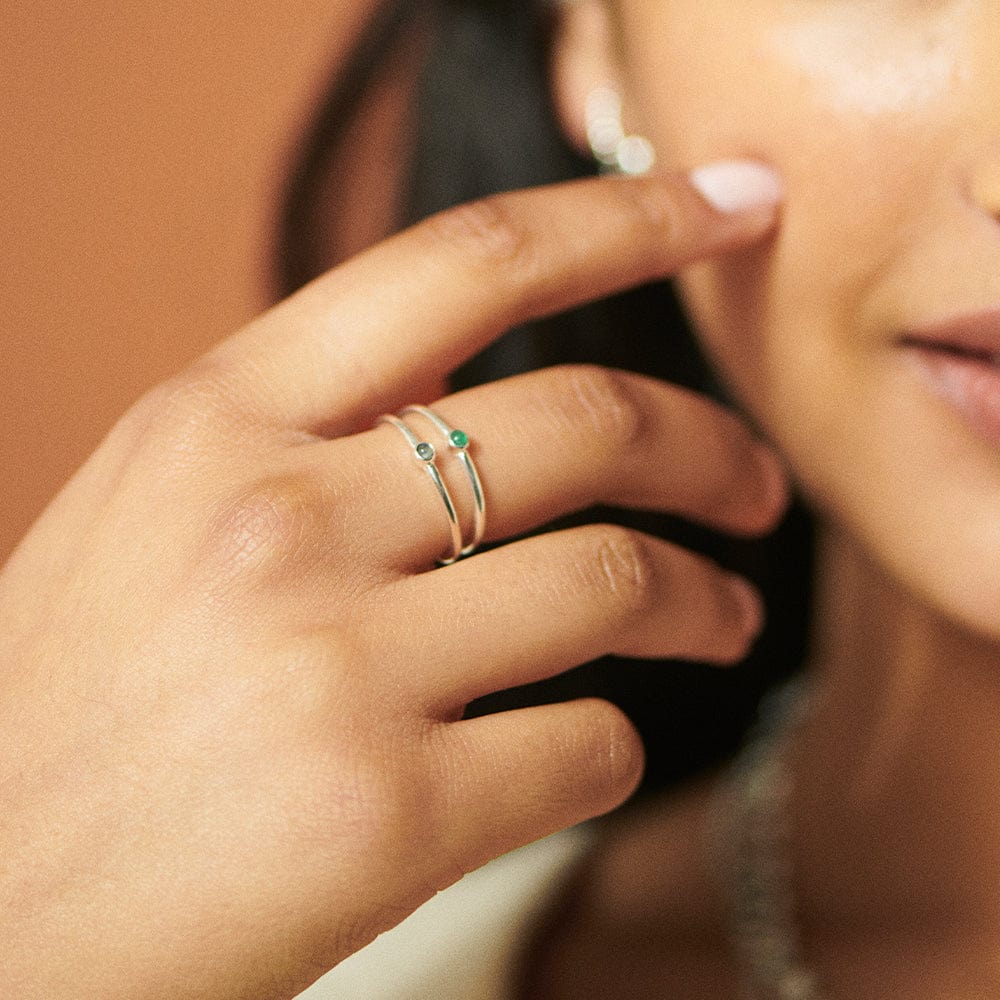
[437, 699, 644, 876]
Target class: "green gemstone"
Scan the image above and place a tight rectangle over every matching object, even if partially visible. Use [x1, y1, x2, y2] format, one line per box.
[450, 429, 469, 449]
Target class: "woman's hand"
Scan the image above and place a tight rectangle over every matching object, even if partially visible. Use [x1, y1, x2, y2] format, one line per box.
[0, 169, 785, 1000]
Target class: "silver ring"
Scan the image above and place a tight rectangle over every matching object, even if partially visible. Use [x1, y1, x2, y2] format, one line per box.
[378, 414, 463, 566]
[401, 405, 486, 557]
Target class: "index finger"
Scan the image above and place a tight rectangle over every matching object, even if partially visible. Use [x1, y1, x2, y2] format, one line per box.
[208, 164, 782, 432]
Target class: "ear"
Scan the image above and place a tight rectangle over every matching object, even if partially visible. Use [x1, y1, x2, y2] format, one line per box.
[549, 0, 623, 156]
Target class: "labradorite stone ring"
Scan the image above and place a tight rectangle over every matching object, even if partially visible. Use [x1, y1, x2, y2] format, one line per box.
[378, 413, 464, 565]
[401, 405, 485, 557]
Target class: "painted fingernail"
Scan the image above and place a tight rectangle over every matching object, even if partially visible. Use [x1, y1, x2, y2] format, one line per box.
[728, 576, 765, 637]
[689, 160, 784, 214]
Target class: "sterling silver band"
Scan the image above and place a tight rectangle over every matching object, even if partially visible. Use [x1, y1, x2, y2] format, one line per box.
[401, 405, 486, 557]
[378, 414, 463, 566]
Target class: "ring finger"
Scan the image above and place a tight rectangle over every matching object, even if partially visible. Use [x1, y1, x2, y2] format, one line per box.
[322, 365, 787, 572]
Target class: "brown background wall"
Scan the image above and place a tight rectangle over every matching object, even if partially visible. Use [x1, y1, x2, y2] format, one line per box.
[2, 1, 376, 563]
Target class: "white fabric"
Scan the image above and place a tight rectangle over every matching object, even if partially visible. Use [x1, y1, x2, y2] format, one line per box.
[298, 825, 593, 1000]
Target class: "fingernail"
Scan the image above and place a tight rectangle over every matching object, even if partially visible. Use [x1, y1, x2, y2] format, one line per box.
[689, 160, 784, 214]
[728, 576, 764, 637]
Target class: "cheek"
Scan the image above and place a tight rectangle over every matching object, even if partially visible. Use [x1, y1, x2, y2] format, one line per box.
[616, 4, 1000, 636]
[627, 17, 954, 445]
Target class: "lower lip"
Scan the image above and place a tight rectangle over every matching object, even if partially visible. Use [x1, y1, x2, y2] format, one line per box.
[904, 344, 1000, 449]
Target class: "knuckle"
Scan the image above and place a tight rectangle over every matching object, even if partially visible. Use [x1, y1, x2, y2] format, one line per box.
[426, 195, 539, 276]
[146, 362, 240, 423]
[552, 365, 648, 455]
[582, 525, 660, 623]
[203, 471, 333, 582]
[129, 361, 248, 456]
[308, 762, 433, 903]
[575, 699, 645, 807]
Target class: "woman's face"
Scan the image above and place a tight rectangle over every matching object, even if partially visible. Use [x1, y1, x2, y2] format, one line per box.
[561, 0, 1000, 641]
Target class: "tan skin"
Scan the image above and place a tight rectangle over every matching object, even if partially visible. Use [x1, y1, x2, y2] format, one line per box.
[529, 1, 1000, 997]
[5, 0, 997, 995]
[0, 171, 786, 996]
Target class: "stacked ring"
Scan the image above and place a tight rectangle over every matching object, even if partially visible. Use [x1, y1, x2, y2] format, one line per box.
[378, 414, 464, 566]
[401, 405, 486, 555]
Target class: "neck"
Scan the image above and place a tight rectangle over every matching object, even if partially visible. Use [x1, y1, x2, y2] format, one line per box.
[790, 522, 1000, 987]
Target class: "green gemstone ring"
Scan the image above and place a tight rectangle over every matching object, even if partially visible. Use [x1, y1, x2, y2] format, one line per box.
[401, 405, 486, 557]
[377, 413, 463, 566]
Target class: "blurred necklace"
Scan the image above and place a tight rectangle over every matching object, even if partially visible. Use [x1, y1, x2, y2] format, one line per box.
[708, 677, 828, 1000]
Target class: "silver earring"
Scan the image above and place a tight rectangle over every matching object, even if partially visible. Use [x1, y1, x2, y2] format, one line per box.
[585, 86, 656, 176]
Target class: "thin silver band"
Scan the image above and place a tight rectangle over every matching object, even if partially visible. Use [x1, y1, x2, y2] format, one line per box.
[401, 405, 486, 557]
[378, 414, 463, 566]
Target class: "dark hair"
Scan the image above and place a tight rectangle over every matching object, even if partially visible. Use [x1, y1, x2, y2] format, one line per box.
[278, 0, 814, 793]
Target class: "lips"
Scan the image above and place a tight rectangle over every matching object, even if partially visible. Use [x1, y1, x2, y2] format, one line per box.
[900, 308, 1000, 448]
